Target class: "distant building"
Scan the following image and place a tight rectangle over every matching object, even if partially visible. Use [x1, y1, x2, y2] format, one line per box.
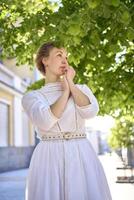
[0, 59, 40, 172]
[85, 126, 102, 155]
[85, 116, 114, 155]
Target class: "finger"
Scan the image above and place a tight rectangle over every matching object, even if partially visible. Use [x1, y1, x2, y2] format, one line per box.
[63, 74, 67, 80]
[64, 68, 68, 73]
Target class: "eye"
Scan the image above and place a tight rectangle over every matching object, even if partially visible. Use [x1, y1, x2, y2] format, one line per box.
[57, 54, 62, 57]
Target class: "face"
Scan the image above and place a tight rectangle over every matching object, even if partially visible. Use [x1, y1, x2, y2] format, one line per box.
[43, 47, 69, 76]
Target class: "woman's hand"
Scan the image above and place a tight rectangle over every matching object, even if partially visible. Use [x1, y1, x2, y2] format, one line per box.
[60, 65, 75, 98]
[60, 73, 70, 93]
[65, 66, 76, 82]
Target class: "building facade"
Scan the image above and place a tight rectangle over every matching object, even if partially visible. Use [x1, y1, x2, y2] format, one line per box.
[0, 61, 37, 172]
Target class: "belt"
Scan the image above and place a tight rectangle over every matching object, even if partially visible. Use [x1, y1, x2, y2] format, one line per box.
[41, 132, 86, 141]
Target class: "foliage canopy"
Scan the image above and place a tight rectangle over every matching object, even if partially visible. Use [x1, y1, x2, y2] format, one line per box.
[0, 1, 134, 145]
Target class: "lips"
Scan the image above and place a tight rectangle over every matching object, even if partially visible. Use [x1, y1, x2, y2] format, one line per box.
[60, 66, 67, 71]
[60, 66, 66, 68]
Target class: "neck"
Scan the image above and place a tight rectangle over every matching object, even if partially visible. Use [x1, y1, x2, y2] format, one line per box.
[45, 75, 61, 84]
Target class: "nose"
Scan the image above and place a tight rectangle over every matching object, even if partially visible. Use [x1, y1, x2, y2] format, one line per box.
[61, 57, 68, 65]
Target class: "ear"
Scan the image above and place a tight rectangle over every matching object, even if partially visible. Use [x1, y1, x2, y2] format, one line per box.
[42, 57, 48, 66]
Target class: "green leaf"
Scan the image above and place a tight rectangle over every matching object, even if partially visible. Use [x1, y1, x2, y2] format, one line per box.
[109, 44, 120, 54]
[67, 24, 81, 36]
[87, 0, 101, 9]
[26, 78, 45, 92]
[127, 28, 134, 41]
[111, 0, 120, 7]
[121, 11, 131, 25]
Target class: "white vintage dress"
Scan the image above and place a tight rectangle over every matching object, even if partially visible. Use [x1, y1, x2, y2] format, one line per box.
[22, 81, 112, 200]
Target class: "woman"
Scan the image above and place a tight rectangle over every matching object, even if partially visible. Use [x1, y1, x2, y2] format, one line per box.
[22, 41, 112, 200]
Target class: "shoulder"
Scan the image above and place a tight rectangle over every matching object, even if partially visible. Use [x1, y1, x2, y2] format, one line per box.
[22, 88, 44, 99]
[22, 90, 37, 101]
[22, 90, 39, 107]
[22, 89, 49, 109]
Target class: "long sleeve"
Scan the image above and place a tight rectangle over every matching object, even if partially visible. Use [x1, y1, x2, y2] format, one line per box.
[75, 84, 99, 119]
[21, 90, 60, 131]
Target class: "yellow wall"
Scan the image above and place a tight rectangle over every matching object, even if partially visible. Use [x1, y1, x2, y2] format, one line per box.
[0, 89, 14, 146]
[0, 87, 35, 146]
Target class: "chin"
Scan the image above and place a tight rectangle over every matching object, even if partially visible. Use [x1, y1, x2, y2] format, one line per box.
[58, 71, 65, 75]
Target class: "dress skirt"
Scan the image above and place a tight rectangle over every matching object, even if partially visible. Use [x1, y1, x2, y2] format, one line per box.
[25, 137, 112, 200]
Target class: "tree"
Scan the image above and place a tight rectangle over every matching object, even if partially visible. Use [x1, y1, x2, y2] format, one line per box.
[0, 0, 134, 119]
[108, 115, 134, 149]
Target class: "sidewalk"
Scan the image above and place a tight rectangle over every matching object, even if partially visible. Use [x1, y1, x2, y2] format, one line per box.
[0, 153, 134, 200]
[0, 169, 28, 200]
[99, 152, 134, 200]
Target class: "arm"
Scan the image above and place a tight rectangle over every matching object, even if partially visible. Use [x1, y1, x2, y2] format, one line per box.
[22, 74, 71, 131]
[50, 75, 71, 118]
[50, 90, 70, 118]
[65, 66, 99, 119]
[22, 90, 69, 131]
[67, 80, 91, 107]
[75, 84, 99, 119]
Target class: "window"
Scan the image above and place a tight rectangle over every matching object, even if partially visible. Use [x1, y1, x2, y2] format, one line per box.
[0, 101, 10, 146]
